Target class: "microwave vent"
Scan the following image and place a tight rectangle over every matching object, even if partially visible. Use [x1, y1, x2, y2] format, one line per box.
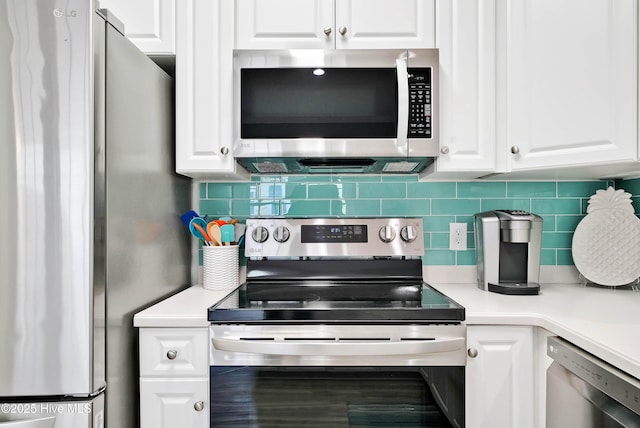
[252, 162, 289, 173]
[382, 161, 421, 172]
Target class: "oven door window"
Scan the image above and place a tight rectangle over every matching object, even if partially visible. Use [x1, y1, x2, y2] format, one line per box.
[240, 68, 398, 139]
[210, 366, 461, 427]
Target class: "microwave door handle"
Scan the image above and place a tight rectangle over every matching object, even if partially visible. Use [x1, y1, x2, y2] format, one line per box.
[212, 337, 464, 356]
[396, 58, 409, 152]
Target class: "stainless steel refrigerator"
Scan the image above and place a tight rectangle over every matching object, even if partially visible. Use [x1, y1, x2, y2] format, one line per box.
[0, 1, 191, 427]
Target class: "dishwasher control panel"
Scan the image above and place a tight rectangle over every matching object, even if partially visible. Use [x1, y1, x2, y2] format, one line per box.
[547, 336, 640, 416]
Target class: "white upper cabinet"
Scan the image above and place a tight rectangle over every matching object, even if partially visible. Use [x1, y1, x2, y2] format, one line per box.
[99, 0, 175, 55]
[236, 0, 435, 49]
[500, 0, 637, 172]
[430, 0, 637, 178]
[175, 0, 249, 179]
[430, 0, 497, 178]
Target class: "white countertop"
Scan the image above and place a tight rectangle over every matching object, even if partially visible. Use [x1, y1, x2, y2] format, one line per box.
[133, 285, 232, 328]
[133, 280, 640, 380]
[431, 282, 640, 380]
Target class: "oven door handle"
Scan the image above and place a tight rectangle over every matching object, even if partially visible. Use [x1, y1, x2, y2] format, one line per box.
[211, 337, 465, 356]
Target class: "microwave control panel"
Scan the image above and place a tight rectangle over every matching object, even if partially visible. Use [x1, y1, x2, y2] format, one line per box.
[408, 68, 432, 138]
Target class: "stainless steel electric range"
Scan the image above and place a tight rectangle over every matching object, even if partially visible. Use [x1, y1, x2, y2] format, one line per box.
[208, 218, 466, 428]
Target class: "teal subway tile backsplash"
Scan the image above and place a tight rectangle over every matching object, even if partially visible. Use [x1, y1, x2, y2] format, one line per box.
[335, 199, 381, 216]
[198, 176, 633, 266]
[381, 199, 430, 216]
[507, 181, 557, 197]
[480, 198, 530, 212]
[407, 182, 456, 198]
[431, 199, 481, 215]
[458, 182, 506, 198]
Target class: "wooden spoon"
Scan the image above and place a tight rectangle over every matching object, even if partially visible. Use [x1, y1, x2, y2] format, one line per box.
[206, 222, 222, 246]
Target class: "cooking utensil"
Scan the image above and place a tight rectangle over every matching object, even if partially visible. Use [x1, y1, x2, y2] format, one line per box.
[180, 210, 199, 227]
[189, 217, 211, 245]
[220, 224, 235, 245]
[206, 221, 222, 246]
[234, 223, 246, 243]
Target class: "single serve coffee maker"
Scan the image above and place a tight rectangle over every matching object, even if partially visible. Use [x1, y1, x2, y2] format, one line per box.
[474, 210, 542, 295]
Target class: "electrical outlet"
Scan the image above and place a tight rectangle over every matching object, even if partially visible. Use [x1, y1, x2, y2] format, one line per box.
[449, 223, 467, 251]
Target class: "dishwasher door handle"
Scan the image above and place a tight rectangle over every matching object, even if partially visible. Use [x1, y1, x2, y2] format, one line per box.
[212, 337, 465, 356]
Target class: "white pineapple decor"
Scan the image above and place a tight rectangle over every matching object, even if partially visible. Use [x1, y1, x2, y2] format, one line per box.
[571, 186, 640, 286]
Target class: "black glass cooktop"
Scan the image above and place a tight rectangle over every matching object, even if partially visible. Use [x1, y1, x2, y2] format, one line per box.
[208, 282, 465, 324]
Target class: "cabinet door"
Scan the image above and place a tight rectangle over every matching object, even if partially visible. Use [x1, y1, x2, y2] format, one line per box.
[176, 0, 249, 179]
[432, 0, 496, 177]
[236, 0, 334, 49]
[235, 0, 434, 50]
[466, 326, 534, 428]
[502, 0, 637, 171]
[336, 0, 434, 49]
[140, 378, 208, 428]
[99, 0, 175, 55]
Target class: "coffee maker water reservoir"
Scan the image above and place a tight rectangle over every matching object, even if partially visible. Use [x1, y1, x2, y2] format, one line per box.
[474, 210, 543, 295]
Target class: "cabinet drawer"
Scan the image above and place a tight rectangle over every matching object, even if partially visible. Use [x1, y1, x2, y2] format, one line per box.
[140, 328, 208, 377]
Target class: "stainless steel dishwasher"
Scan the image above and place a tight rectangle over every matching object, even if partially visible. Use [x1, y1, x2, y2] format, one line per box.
[546, 336, 640, 427]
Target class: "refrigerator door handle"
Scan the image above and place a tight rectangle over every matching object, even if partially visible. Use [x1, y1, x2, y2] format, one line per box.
[0, 417, 55, 428]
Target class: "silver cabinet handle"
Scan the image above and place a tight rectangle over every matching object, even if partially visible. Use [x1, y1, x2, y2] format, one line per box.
[467, 348, 478, 358]
[0, 417, 56, 427]
[339, 26, 347, 36]
[220, 146, 230, 156]
[510, 146, 520, 154]
[166, 349, 178, 360]
[213, 337, 465, 356]
[323, 26, 332, 36]
[193, 401, 205, 412]
[440, 146, 450, 155]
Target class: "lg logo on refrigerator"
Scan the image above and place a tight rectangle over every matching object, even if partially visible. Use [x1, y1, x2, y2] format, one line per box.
[53, 8, 77, 18]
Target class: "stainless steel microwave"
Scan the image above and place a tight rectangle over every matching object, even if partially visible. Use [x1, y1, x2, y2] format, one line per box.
[232, 49, 439, 174]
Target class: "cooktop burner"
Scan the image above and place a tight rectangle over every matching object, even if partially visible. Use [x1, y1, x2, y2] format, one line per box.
[208, 217, 465, 324]
[208, 282, 465, 324]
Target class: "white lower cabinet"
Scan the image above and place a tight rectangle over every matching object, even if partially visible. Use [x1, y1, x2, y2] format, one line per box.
[533, 327, 554, 428]
[140, 378, 209, 428]
[465, 325, 534, 428]
[139, 328, 209, 428]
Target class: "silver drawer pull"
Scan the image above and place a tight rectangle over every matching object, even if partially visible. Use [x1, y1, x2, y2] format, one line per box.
[166, 349, 178, 360]
[193, 401, 205, 412]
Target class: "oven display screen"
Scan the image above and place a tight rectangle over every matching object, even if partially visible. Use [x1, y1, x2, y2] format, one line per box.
[301, 225, 368, 243]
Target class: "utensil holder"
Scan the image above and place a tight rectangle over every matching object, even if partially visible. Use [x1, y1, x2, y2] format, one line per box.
[202, 245, 239, 291]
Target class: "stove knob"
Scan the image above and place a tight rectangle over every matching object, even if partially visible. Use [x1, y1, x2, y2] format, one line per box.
[251, 226, 269, 243]
[379, 225, 396, 243]
[273, 226, 290, 243]
[400, 225, 418, 242]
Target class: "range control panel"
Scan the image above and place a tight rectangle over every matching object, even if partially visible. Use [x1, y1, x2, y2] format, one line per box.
[245, 217, 424, 258]
[408, 68, 432, 138]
